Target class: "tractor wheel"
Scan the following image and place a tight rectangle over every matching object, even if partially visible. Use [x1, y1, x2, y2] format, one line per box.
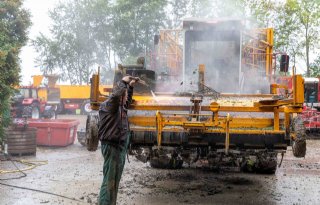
[292, 116, 307, 158]
[49, 110, 57, 119]
[23, 103, 40, 119]
[56, 102, 64, 114]
[81, 100, 92, 115]
[86, 113, 99, 151]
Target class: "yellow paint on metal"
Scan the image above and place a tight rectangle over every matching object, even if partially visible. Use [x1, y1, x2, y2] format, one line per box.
[91, 73, 100, 102]
[156, 111, 163, 147]
[293, 74, 304, 105]
[59, 85, 91, 99]
[225, 113, 231, 154]
[266, 28, 273, 77]
[32, 75, 44, 87]
[210, 102, 219, 112]
[37, 88, 47, 101]
[182, 122, 206, 130]
[87, 59, 304, 145]
[270, 83, 289, 95]
[274, 107, 280, 131]
[198, 64, 205, 91]
[130, 126, 286, 135]
[59, 84, 107, 99]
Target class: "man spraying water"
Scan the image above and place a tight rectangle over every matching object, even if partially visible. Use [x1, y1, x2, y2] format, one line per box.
[98, 75, 139, 205]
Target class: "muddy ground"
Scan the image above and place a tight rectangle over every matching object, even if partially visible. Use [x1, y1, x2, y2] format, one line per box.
[1, 115, 320, 205]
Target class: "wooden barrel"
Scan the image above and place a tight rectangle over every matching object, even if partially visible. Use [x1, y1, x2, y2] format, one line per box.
[4, 127, 37, 155]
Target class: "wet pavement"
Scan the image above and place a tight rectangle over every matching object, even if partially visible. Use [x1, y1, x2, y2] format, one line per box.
[1, 115, 320, 205]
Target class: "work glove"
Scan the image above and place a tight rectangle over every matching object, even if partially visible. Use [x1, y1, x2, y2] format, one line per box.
[122, 75, 140, 87]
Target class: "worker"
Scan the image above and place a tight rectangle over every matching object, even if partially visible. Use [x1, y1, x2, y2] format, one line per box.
[98, 75, 139, 205]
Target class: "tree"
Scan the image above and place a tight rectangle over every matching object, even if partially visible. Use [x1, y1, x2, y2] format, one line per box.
[243, 0, 320, 76]
[166, 0, 189, 28]
[112, 0, 167, 62]
[0, 0, 31, 141]
[32, 0, 114, 85]
[212, 0, 246, 18]
[33, 0, 167, 82]
[295, 0, 320, 76]
[309, 55, 320, 77]
[243, 0, 278, 27]
[188, 0, 216, 18]
[273, 0, 303, 66]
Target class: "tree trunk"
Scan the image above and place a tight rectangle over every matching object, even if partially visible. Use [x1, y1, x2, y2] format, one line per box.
[107, 42, 112, 69]
[305, 22, 310, 77]
[306, 41, 310, 77]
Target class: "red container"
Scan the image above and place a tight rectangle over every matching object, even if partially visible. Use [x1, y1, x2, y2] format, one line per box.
[28, 119, 80, 146]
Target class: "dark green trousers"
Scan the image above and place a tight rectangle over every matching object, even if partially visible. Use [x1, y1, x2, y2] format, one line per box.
[99, 138, 129, 205]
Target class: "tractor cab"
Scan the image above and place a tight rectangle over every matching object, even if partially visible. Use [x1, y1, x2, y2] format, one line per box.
[11, 86, 42, 119]
[12, 75, 60, 119]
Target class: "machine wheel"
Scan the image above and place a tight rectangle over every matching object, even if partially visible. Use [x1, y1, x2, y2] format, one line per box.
[86, 113, 99, 151]
[292, 116, 307, 158]
[149, 149, 183, 169]
[81, 100, 92, 115]
[150, 157, 183, 169]
[241, 153, 277, 174]
[256, 156, 277, 174]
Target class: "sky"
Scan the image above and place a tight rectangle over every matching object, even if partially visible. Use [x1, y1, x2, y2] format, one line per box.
[20, 0, 59, 84]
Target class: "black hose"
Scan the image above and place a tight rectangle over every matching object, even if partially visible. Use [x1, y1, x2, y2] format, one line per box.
[0, 154, 27, 180]
[0, 182, 83, 202]
[0, 154, 83, 203]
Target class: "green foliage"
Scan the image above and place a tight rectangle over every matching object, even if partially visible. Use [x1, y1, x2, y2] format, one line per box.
[244, 0, 278, 27]
[167, 0, 189, 28]
[273, 0, 303, 65]
[32, 0, 167, 83]
[112, 0, 167, 60]
[32, 0, 110, 85]
[295, 0, 320, 76]
[309, 56, 320, 77]
[189, 0, 214, 18]
[0, 0, 31, 142]
[243, 0, 320, 76]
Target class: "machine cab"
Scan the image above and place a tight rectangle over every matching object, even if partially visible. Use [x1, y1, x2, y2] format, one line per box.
[304, 77, 319, 107]
[182, 18, 273, 94]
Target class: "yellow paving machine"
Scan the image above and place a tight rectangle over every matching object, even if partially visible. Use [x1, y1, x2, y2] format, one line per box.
[86, 19, 306, 173]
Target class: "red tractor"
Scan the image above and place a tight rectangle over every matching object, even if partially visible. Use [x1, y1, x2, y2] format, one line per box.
[11, 75, 60, 119]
